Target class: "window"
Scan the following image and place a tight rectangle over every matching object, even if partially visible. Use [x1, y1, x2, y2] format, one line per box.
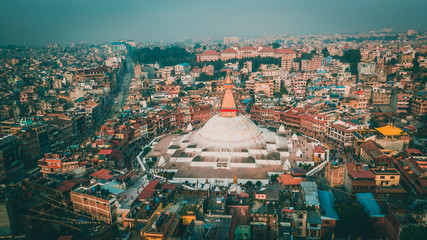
[380, 176, 385, 179]
[390, 176, 395, 179]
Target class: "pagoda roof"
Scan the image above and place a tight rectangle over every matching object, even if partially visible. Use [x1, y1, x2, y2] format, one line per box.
[375, 125, 403, 136]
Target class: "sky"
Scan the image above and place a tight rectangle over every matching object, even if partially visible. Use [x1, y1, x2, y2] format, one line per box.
[0, 0, 426, 46]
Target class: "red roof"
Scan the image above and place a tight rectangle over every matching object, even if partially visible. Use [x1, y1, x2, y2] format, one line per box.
[258, 47, 275, 53]
[137, 180, 159, 200]
[239, 46, 256, 51]
[56, 180, 77, 192]
[345, 163, 375, 179]
[275, 48, 296, 54]
[162, 183, 178, 191]
[406, 148, 423, 155]
[277, 174, 305, 186]
[314, 146, 326, 153]
[98, 149, 113, 155]
[221, 48, 237, 53]
[90, 169, 114, 180]
[199, 50, 219, 56]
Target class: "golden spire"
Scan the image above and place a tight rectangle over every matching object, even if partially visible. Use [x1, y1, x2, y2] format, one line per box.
[220, 71, 237, 117]
[224, 71, 233, 85]
[233, 174, 238, 184]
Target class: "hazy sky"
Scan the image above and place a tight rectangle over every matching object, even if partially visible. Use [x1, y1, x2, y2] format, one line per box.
[1, 0, 426, 45]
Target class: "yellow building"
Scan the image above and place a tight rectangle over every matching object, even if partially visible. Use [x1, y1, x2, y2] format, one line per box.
[375, 125, 406, 140]
[371, 167, 400, 187]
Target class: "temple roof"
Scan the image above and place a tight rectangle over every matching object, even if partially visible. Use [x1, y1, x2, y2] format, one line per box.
[221, 72, 237, 117]
[375, 125, 403, 136]
[221, 90, 237, 110]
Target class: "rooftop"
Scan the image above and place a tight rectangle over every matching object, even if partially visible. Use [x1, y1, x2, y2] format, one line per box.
[375, 125, 403, 136]
[356, 193, 385, 218]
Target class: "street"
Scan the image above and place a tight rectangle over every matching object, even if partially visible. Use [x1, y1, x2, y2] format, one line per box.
[108, 51, 135, 119]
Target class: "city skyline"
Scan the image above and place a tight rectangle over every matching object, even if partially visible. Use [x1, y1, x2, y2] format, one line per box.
[1, 0, 426, 45]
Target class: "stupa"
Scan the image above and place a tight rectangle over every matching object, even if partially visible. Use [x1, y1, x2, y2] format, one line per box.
[155, 72, 294, 186]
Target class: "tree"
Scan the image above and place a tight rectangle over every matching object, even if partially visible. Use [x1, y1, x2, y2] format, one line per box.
[255, 181, 262, 188]
[198, 72, 210, 82]
[386, 58, 397, 65]
[340, 49, 361, 76]
[194, 43, 201, 49]
[246, 181, 253, 187]
[335, 201, 374, 239]
[300, 52, 313, 60]
[178, 91, 186, 97]
[280, 86, 288, 95]
[270, 174, 279, 183]
[322, 47, 330, 57]
[271, 42, 281, 49]
[196, 83, 205, 89]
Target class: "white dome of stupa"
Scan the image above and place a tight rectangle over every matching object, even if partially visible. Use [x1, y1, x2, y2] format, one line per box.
[192, 113, 265, 150]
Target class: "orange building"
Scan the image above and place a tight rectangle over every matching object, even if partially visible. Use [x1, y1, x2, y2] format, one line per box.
[38, 153, 78, 177]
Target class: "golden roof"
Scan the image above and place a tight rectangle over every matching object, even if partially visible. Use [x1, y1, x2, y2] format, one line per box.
[224, 71, 233, 85]
[375, 125, 403, 136]
[221, 90, 237, 110]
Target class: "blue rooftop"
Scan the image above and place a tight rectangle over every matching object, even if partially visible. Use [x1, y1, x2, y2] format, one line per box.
[356, 193, 385, 218]
[318, 190, 339, 220]
[102, 181, 125, 195]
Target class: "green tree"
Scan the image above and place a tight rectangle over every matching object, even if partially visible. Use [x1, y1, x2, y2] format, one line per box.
[198, 72, 211, 82]
[280, 86, 288, 95]
[340, 49, 361, 75]
[322, 47, 330, 57]
[196, 83, 205, 89]
[271, 42, 281, 49]
[335, 201, 374, 239]
[255, 181, 262, 188]
[301, 52, 313, 60]
[194, 43, 201, 49]
[178, 91, 186, 97]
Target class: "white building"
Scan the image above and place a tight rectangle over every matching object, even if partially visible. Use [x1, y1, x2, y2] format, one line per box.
[180, 75, 195, 85]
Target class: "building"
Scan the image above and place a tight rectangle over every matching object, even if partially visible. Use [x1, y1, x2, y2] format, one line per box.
[220, 48, 238, 61]
[328, 120, 357, 147]
[324, 162, 344, 187]
[358, 61, 376, 78]
[375, 125, 411, 151]
[344, 163, 376, 194]
[371, 167, 400, 187]
[37, 153, 79, 177]
[371, 88, 391, 105]
[0, 134, 21, 182]
[317, 190, 339, 238]
[71, 183, 120, 224]
[197, 50, 220, 62]
[411, 96, 427, 117]
[359, 140, 385, 167]
[147, 72, 296, 186]
[174, 63, 190, 75]
[391, 90, 412, 113]
[224, 36, 239, 44]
